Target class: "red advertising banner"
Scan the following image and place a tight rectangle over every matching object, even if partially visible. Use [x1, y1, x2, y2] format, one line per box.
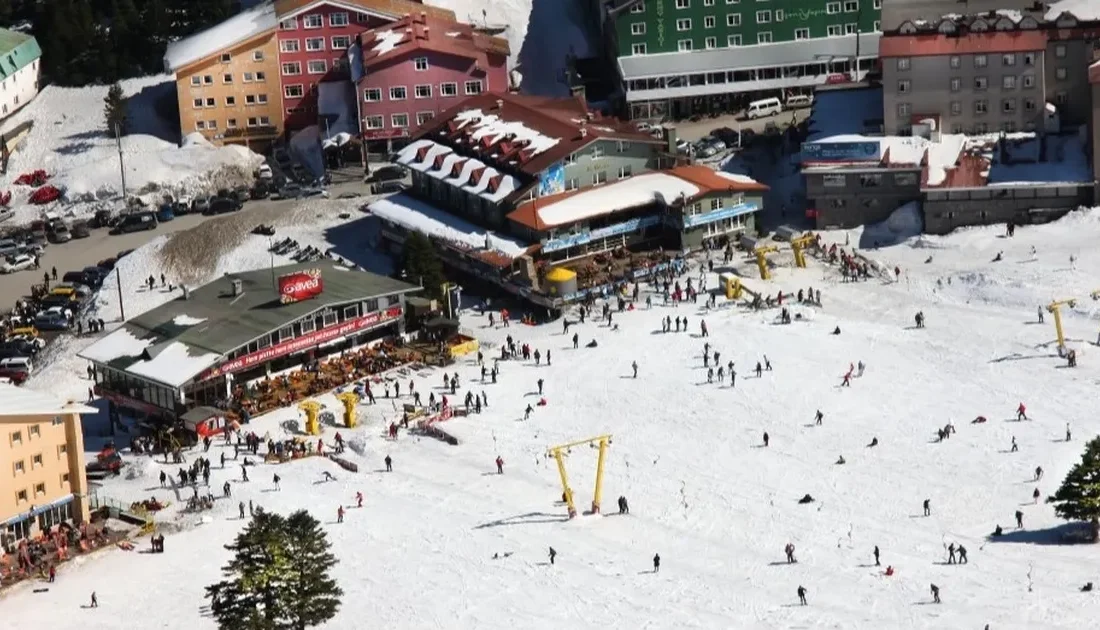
[199, 307, 402, 380]
[279, 269, 323, 304]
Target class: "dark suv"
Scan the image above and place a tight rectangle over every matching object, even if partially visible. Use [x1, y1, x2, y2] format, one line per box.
[111, 211, 158, 234]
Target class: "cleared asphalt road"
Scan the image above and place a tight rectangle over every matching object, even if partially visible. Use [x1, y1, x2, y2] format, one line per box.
[0, 213, 214, 304]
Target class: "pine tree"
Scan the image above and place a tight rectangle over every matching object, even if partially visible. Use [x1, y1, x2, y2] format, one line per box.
[205, 510, 342, 630]
[104, 83, 128, 136]
[401, 231, 445, 300]
[1047, 436, 1100, 542]
[282, 511, 343, 629]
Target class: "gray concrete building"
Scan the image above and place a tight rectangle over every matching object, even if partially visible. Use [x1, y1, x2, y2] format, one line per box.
[804, 166, 922, 228]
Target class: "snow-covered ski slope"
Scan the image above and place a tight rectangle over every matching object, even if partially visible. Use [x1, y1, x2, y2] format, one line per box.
[7, 208, 1100, 628]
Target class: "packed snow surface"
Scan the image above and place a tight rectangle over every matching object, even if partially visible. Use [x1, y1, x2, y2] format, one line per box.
[532, 173, 700, 227]
[0, 76, 263, 226]
[163, 1, 276, 71]
[9, 204, 1100, 628]
[454, 109, 561, 155]
[368, 192, 528, 256]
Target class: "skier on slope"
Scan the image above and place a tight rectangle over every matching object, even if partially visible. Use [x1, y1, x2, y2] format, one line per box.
[1017, 402, 1028, 421]
[496, 456, 504, 474]
[785, 542, 796, 563]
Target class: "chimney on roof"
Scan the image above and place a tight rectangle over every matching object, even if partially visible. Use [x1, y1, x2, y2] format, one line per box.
[405, 27, 412, 35]
[585, 112, 594, 121]
[423, 26, 430, 38]
[580, 127, 587, 139]
[495, 98, 504, 110]
[230, 278, 243, 297]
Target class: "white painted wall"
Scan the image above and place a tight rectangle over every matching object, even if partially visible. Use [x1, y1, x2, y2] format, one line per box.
[0, 56, 39, 120]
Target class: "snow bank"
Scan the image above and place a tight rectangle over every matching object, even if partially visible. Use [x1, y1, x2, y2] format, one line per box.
[532, 173, 700, 227]
[856, 201, 923, 249]
[0, 76, 263, 226]
[369, 193, 529, 257]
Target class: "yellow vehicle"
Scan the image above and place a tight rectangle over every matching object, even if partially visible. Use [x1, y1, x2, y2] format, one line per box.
[9, 325, 38, 338]
[49, 284, 76, 298]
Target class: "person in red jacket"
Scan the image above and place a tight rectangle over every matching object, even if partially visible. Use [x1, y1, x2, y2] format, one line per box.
[1017, 402, 1028, 421]
[337, 506, 345, 523]
[495, 456, 504, 474]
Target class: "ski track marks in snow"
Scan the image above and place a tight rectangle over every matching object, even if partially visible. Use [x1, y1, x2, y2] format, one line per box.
[8, 209, 1100, 628]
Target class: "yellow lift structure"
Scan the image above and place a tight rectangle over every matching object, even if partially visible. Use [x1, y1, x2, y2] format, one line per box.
[753, 245, 779, 280]
[547, 434, 612, 518]
[1046, 299, 1077, 351]
[719, 274, 761, 301]
[299, 400, 322, 436]
[336, 392, 360, 428]
[789, 233, 817, 269]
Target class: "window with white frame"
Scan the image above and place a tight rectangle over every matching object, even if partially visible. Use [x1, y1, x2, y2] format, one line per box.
[618, 165, 632, 178]
[676, 18, 691, 30]
[710, 197, 723, 210]
[756, 10, 770, 23]
[678, 39, 692, 51]
[675, 0, 689, 7]
[245, 94, 256, 104]
[897, 79, 910, 93]
[827, 24, 842, 36]
[13, 459, 24, 473]
[897, 102, 911, 117]
[190, 76, 201, 86]
[631, 1, 645, 12]
[1022, 74, 1035, 88]
[223, 73, 233, 83]
[227, 118, 238, 128]
[826, 1, 841, 14]
[1055, 44, 1066, 58]
[363, 88, 382, 102]
[464, 80, 483, 95]
[243, 72, 254, 82]
[704, 16, 715, 28]
[256, 71, 266, 81]
[440, 82, 458, 96]
[247, 116, 258, 126]
[631, 23, 646, 35]
[32, 454, 42, 468]
[844, 0, 858, 11]
[203, 75, 213, 84]
[974, 54, 987, 67]
[1001, 53, 1015, 66]
[776, 10, 784, 21]
[844, 23, 857, 34]
[705, 36, 717, 49]
[416, 111, 434, 125]
[950, 55, 960, 68]
[306, 37, 324, 51]
[415, 84, 432, 98]
[390, 86, 407, 100]
[632, 43, 647, 55]
[225, 95, 236, 106]
[307, 60, 327, 74]
[974, 99, 988, 114]
[282, 61, 301, 75]
[332, 35, 351, 50]
[285, 84, 304, 98]
[357, 11, 369, 22]
[365, 115, 384, 129]
[592, 145, 604, 158]
[593, 171, 608, 185]
[280, 18, 297, 30]
[727, 14, 741, 27]
[330, 12, 348, 27]
[195, 120, 207, 130]
[565, 177, 579, 191]
[205, 97, 215, 107]
[1002, 75, 1016, 89]
[392, 113, 409, 127]
[303, 14, 322, 28]
[192, 98, 202, 108]
[253, 50, 264, 61]
[950, 101, 962, 115]
[757, 31, 772, 44]
[257, 94, 267, 104]
[794, 28, 809, 40]
[413, 57, 429, 71]
[704, 0, 714, 5]
[727, 34, 741, 46]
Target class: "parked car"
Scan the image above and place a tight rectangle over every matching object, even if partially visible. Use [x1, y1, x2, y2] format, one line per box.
[28, 220, 48, 244]
[0, 238, 21, 257]
[251, 181, 271, 200]
[0, 253, 33, 273]
[273, 183, 301, 200]
[91, 209, 115, 228]
[62, 271, 87, 285]
[71, 221, 91, 238]
[33, 312, 70, 331]
[369, 180, 405, 195]
[368, 165, 408, 182]
[0, 356, 34, 374]
[191, 196, 211, 214]
[156, 204, 175, 222]
[82, 266, 108, 285]
[206, 196, 241, 215]
[300, 185, 328, 198]
[7, 334, 45, 351]
[97, 256, 117, 270]
[256, 164, 273, 180]
[111, 212, 157, 234]
[47, 221, 72, 243]
[1, 338, 41, 357]
[0, 365, 29, 384]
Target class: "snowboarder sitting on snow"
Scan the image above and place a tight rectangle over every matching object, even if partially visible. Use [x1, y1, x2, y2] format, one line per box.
[832, 326, 841, 335]
[586, 339, 598, 348]
[993, 251, 1003, 262]
[1082, 582, 1094, 592]
[798, 494, 815, 504]
[617, 496, 629, 515]
[972, 415, 988, 424]
[836, 455, 846, 465]
[868, 437, 878, 448]
[992, 524, 1004, 537]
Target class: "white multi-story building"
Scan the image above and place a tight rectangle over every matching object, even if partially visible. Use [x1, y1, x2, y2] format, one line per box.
[0, 28, 41, 120]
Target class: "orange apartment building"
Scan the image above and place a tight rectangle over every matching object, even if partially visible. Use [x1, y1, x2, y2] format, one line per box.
[164, 0, 453, 148]
[1, 383, 95, 550]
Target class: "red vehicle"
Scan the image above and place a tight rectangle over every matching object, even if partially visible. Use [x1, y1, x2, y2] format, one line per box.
[0, 368, 29, 385]
[86, 445, 123, 475]
[825, 73, 852, 85]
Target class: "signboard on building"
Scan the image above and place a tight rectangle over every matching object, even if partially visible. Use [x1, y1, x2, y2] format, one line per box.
[199, 307, 403, 380]
[278, 269, 324, 304]
[361, 128, 409, 141]
[541, 215, 661, 253]
[682, 202, 759, 228]
[801, 141, 880, 162]
[538, 162, 566, 197]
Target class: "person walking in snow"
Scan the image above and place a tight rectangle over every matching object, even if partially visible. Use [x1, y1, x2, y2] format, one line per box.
[755, 362, 762, 378]
[923, 499, 931, 517]
[1066, 423, 1072, 442]
[1033, 487, 1041, 504]
[797, 585, 807, 605]
[496, 456, 504, 474]
[1017, 402, 1028, 421]
[930, 584, 940, 604]
[707, 368, 714, 384]
[785, 542, 796, 564]
[537, 378, 544, 395]
[1037, 306, 1044, 324]
[842, 373, 851, 387]
[384, 455, 393, 472]
[524, 404, 533, 421]
[159, 470, 167, 487]
[873, 545, 880, 566]
[241, 465, 248, 483]
[632, 361, 638, 378]
[337, 506, 345, 524]
[1035, 466, 1043, 480]
[815, 410, 824, 426]
[763, 432, 770, 447]
[957, 545, 968, 564]
[764, 355, 772, 371]
[1015, 509, 1024, 529]
[238, 501, 245, 519]
[572, 333, 579, 349]
[90, 591, 98, 608]
[652, 553, 661, 573]
[549, 547, 557, 565]
[700, 320, 708, 337]
[1011, 436, 1019, 453]
[947, 543, 956, 564]
[618, 496, 629, 514]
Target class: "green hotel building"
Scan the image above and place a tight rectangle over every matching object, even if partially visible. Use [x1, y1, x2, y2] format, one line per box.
[597, 0, 882, 120]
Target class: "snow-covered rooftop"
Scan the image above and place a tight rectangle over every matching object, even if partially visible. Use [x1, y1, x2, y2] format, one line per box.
[79, 327, 154, 364]
[371, 29, 406, 56]
[368, 193, 529, 258]
[125, 342, 222, 389]
[1046, 0, 1100, 21]
[396, 139, 520, 202]
[164, 2, 277, 72]
[535, 173, 700, 228]
[454, 109, 561, 156]
[0, 382, 97, 416]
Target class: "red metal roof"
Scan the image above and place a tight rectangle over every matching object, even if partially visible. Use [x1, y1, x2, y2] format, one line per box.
[358, 12, 509, 70]
[879, 31, 1047, 58]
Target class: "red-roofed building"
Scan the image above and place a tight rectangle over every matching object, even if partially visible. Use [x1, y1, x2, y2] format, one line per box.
[353, 13, 510, 143]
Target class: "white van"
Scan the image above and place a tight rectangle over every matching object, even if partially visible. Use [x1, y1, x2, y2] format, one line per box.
[785, 94, 814, 109]
[0, 356, 33, 373]
[747, 97, 783, 119]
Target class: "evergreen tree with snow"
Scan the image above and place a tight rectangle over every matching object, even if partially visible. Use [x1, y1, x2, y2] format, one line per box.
[1047, 436, 1100, 542]
[205, 510, 342, 630]
[104, 83, 128, 136]
[401, 231, 445, 301]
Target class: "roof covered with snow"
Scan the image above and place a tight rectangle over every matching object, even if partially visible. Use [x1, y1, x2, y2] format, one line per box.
[507, 165, 767, 230]
[357, 12, 509, 71]
[395, 139, 521, 203]
[369, 193, 530, 261]
[79, 260, 418, 387]
[0, 382, 97, 416]
[164, 2, 276, 72]
[408, 91, 661, 191]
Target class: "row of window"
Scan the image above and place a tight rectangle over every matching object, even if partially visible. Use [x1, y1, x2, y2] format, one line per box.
[897, 73, 1044, 94]
[279, 11, 363, 30]
[635, 4, 864, 34]
[279, 35, 353, 54]
[364, 111, 437, 130]
[630, 22, 875, 54]
[195, 116, 272, 131]
[630, 0, 878, 13]
[189, 71, 267, 87]
[897, 96, 1042, 118]
[281, 58, 347, 76]
[363, 80, 482, 102]
[822, 172, 919, 188]
[8, 420, 64, 447]
[12, 445, 67, 475]
[192, 93, 269, 109]
[217, 50, 265, 64]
